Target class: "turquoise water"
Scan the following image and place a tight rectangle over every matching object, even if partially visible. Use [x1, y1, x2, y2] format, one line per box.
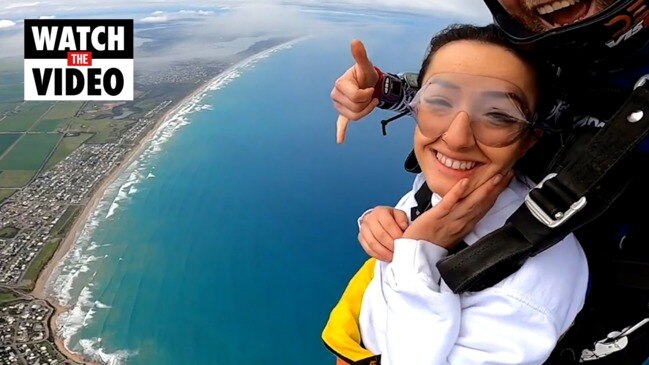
[49, 13, 448, 365]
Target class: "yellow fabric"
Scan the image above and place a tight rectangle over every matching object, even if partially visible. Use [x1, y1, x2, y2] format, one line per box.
[322, 258, 377, 363]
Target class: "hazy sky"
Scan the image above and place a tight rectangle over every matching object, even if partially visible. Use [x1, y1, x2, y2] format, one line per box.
[0, 0, 490, 26]
[0, 1, 491, 63]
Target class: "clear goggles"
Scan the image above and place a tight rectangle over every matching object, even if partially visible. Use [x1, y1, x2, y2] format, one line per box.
[407, 73, 537, 148]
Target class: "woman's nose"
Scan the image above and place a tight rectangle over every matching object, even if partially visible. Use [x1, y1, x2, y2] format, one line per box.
[442, 111, 476, 149]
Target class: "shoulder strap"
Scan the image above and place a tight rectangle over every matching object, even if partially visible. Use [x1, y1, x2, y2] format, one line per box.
[411, 181, 432, 221]
[437, 80, 649, 293]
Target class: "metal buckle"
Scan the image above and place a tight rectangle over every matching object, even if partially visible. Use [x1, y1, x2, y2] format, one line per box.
[580, 317, 649, 362]
[524, 173, 587, 228]
[634, 74, 649, 89]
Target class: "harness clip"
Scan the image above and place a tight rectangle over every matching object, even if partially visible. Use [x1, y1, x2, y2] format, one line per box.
[524, 173, 587, 228]
[580, 317, 649, 361]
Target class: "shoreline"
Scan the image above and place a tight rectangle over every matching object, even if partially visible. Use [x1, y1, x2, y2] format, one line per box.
[31, 85, 204, 365]
[29, 39, 301, 365]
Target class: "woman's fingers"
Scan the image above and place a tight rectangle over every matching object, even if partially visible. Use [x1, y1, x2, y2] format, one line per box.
[377, 212, 406, 241]
[359, 228, 394, 262]
[392, 209, 409, 230]
[366, 218, 397, 251]
[432, 178, 469, 217]
[332, 77, 375, 110]
[457, 171, 514, 219]
[331, 67, 377, 120]
[356, 207, 404, 262]
[332, 99, 379, 122]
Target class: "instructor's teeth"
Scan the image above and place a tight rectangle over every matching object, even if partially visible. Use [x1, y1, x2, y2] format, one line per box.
[536, 0, 580, 15]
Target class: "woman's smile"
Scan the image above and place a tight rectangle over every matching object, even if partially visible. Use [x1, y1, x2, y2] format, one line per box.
[430, 148, 483, 178]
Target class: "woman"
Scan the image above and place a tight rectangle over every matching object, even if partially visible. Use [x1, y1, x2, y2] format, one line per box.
[322, 24, 588, 365]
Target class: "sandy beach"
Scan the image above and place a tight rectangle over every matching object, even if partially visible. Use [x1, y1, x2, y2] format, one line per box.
[30, 77, 216, 364]
[28, 39, 300, 364]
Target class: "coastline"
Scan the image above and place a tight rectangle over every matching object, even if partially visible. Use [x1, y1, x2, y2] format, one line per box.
[31, 83, 205, 365]
[29, 39, 301, 365]
[32, 72, 206, 299]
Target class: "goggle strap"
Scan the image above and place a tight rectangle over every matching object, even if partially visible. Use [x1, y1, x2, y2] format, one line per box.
[380, 110, 410, 136]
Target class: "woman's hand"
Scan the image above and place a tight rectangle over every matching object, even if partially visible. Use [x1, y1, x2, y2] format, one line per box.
[358, 206, 409, 262]
[331, 39, 380, 121]
[403, 172, 513, 249]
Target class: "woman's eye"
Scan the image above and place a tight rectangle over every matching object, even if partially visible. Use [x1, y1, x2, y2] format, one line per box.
[424, 97, 452, 108]
[484, 112, 522, 125]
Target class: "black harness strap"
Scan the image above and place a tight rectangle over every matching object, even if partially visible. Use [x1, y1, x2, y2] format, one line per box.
[411, 181, 433, 221]
[437, 81, 649, 293]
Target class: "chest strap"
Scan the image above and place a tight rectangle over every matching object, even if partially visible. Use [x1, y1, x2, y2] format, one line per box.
[437, 80, 649, 293]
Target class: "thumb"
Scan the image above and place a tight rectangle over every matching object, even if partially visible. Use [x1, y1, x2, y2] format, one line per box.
[350, 39, 378, 88]
[336, 115, 349, 144]
[393, 209, 409, 231]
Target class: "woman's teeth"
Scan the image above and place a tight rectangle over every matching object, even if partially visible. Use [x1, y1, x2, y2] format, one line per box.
[536, 0, 580, 15]
[436, 152, 476, 171]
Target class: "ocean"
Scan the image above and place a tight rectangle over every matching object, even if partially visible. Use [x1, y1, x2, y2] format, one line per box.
[44, 11, 450, 364]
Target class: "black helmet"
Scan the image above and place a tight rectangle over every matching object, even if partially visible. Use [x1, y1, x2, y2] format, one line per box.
[484, 0, 649, 70]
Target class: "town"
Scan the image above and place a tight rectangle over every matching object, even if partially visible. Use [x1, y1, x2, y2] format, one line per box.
[0, 110, 159, 364]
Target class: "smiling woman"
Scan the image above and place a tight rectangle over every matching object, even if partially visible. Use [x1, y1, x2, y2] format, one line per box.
[323, 24, 589, 365]
[411, 40, 540, 198]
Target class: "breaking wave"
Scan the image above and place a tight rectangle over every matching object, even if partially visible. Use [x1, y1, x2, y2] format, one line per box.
[78, 338, 137, 365]
[42, 39, 303, 364]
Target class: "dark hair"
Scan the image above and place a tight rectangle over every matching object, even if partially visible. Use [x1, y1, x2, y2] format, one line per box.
[416, 23, 558, 182]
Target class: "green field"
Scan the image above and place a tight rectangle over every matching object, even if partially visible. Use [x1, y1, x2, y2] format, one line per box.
[0, 189, 16, 203]
[0, 102, 53, 132]
[0, 134, 60, 170]
[41, 101, 84, 120]
[69, 119, 134, 144]
[0, 289, 20, 304]
[0, 170, 36, 188]
[44, 133, 93, 169]
[31, 119, 70, 132]
[0, 133, 20, 155]
[0, 227, 18, 238]
[50, 205, 81, 237]
[21, 239, 61, 290]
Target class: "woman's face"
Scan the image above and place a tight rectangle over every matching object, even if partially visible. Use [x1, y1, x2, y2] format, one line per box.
[414, 40, 539, 197]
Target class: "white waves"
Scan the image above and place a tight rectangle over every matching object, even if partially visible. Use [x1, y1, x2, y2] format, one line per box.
[105, 165, 143, 219]
[57, 285, 95, 343]
[78, 338, 137, 365]
[57, 286, 134, 365]
[44, 39, 303, 365]
[94, 301, 112, 309]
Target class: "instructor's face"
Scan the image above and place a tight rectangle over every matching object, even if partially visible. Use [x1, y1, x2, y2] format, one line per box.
[498, 0, 616, 32]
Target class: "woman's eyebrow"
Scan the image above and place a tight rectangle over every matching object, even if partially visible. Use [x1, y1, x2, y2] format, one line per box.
[429, 78, 461, 90]
[479, 90, 530, 112]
